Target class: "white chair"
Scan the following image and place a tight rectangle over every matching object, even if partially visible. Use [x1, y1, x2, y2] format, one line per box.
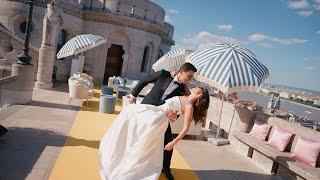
[68, 77, 93, 107]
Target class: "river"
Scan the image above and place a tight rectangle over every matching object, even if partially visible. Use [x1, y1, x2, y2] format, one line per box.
[238, 92, 320, 121]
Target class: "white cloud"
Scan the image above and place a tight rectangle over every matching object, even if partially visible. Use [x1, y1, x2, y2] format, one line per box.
[259, 43, 273, 48]
[285, 0, 320, 15]
[314, 4, 320, 10]
[249, 33, 308, 45]
[304, 66, 316, 70]
[164, 15, 173, 24]
[316, 30, 320, 35]
[287, 0, 309, 9]
[168, 9, 179, 14]
[249, 34, 269, 41]
[297, 10, 313, 16]
[178, 31, 248, 50]
[216, 24, 233, 31]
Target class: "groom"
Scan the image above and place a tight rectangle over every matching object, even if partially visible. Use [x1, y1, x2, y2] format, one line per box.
[129, 63, 197, 180]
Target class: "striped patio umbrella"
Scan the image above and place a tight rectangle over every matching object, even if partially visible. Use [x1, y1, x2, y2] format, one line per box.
[152, 48, 193, 72]
[186, 42, 269, 140]
[57, 34, 106, 59]
[187, 42, 269, 94]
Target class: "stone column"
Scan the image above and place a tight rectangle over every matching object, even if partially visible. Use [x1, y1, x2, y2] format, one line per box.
[35, 1, 63, 89]
[127, 45, 144, 79]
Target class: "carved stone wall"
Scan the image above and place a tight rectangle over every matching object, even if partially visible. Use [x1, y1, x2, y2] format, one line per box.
[0, 0, 174, 84]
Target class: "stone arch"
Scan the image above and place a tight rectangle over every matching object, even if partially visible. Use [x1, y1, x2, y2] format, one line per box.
[56, 29, 68, 55]
[102, 29, 131, 78]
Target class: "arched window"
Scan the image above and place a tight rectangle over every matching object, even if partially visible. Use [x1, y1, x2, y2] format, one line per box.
[56, 29, 67, 55]
[20, 21, 33, 34]
[140, 46, 150, 73]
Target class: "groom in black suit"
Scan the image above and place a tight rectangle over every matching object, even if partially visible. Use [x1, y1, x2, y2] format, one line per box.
[129, 63, 197, 180]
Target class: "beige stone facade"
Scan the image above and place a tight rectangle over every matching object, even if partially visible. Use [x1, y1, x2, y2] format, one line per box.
[0, 0, 174, 85]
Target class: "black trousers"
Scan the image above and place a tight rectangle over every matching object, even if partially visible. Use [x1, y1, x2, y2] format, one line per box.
[163, 124, 173, 169]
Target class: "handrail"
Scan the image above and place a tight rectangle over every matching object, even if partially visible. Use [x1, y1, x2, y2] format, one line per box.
[0, 75, 18, 85]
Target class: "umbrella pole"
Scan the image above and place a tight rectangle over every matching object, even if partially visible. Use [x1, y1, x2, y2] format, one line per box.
[216, 94, 224, 138]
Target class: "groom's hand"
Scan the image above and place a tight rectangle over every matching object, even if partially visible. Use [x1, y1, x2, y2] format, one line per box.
[128, 97, 136, 104]
[166, 110, 177, 122]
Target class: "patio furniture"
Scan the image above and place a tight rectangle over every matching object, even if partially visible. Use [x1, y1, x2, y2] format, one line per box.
[68, 77, 93, 107]
[117, 88, 129, 100]
[99, 94, 116, 114]
[101, 85, 113, 95]
[107, 76, 139, 92]
[232, 116, 320, 180]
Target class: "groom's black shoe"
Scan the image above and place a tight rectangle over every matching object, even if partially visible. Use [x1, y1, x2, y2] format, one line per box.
[0, 125, 8, 137]
[162, 168, 174, 180]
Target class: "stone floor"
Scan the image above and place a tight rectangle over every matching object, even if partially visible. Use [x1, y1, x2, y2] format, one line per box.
[0, 83, 82, 180]
[0, 83, 277, 180]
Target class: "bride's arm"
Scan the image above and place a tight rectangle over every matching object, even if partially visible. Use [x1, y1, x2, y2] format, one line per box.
[164, 103, 193, 150]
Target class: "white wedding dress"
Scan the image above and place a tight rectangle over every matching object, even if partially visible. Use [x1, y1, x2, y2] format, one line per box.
[99, 96, 182, 180]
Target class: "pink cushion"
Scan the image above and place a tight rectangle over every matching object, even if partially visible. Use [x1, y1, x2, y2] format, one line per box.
[249, 120, 271, 141]
[290, 136, 320, 167]
[267, 127, 292, 151]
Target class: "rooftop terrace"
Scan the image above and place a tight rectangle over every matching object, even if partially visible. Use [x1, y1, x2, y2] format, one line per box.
[0, 83, 318, 180]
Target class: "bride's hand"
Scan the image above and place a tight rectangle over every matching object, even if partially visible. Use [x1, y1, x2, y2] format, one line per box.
[164, 141, 175, 151]
[166, 110, 177, 122]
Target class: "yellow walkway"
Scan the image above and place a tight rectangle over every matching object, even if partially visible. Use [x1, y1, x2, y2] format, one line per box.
[49, 89, 199, 180]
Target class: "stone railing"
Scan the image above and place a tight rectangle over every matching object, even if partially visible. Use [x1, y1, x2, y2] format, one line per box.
[0, 75, 18, 106]
[0, 66, 12, 79]
[205, 96, 319, 139]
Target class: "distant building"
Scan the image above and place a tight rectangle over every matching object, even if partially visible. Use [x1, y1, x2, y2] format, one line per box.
[279, 91, 292, 99]
[259, 87, 270, 94]
[314, 99, 320, 106]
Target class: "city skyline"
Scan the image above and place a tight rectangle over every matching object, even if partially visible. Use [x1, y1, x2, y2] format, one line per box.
[154, 0, 320, 92]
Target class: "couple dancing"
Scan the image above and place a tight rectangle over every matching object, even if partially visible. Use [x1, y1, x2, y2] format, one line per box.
[99, 63, 210, 180]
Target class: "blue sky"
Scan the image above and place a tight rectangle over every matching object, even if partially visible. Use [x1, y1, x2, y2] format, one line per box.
[153, 0, 320, 92]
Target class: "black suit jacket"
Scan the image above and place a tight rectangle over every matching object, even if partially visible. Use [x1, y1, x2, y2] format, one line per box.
[131, 70, 186, 106]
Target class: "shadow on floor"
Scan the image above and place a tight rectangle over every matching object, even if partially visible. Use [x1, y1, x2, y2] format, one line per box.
[159, 169, 278, 180]
[65, 136, 100, 149]
[30, 100, 81, 111]
[195, 169, 278, 180]
[0, 127, 100, 179]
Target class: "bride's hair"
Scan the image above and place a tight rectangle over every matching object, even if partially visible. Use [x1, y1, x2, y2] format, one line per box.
[192, 88, 210, 124]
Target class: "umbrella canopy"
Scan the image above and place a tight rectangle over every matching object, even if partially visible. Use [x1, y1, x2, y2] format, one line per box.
[187, 42, 270, 140]
[152, 48, 193, 72]
[187, 42, 269, 94]
[57, 34, 106, 59]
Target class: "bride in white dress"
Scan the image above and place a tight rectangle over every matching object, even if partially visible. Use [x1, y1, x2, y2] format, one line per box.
[99, 87, 210, 180]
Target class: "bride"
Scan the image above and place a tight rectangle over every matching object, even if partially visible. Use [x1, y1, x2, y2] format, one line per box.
[99, 87, 210, 180]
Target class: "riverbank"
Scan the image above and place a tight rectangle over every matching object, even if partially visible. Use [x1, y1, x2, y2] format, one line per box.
[280, 98, 320, 111]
